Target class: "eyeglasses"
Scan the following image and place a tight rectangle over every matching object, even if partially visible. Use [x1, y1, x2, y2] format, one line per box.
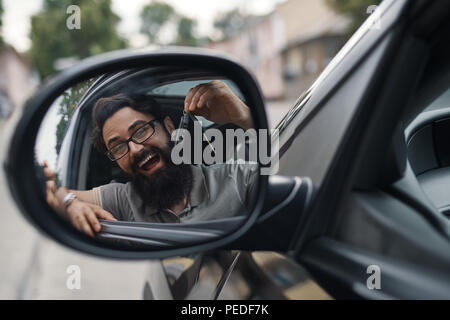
[106, 119, 159, 161]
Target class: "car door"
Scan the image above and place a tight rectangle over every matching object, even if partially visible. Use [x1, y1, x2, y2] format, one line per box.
[156, 0, 416, 300]
[275, 0, 450, 299]
[406, 90, 450, 218]
[124, 0, 450, 300]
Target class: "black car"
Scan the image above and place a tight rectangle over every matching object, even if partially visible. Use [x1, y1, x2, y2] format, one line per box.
[6, 0, 450, 299]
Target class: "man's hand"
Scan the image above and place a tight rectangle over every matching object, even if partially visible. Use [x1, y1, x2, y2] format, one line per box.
[43, 161, 64, 214]
[46, 179, 63, 213]
[43, 161, 117, 237]
[184, 80, 253, 130]
[62, 196, 117, 238]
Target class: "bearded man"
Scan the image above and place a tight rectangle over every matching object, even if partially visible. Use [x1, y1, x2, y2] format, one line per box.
[46, 81, 259, 237]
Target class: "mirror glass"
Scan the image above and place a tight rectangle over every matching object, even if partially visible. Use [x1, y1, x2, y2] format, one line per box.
[34, 66, 263, 248]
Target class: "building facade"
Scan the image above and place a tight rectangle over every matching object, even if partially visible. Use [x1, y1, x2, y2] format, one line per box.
[276, 0, 349, 101]
[0, 46, 34, 118]
[208, 13, 286, 100]
[207, 0, 350, 104]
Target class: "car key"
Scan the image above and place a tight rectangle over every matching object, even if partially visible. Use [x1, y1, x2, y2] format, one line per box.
[174, 111, 190, 145]
[187, 112, 216, 154]
[175, 111, 216, 155]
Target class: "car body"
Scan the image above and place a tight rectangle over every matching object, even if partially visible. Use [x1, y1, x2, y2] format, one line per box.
[5, 0, 450, 299]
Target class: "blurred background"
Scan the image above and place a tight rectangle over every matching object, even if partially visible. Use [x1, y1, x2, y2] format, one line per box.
[0, 0, 379, 299]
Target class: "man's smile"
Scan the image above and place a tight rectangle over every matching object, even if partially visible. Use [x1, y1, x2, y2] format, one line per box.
[135, 149, 163, 175]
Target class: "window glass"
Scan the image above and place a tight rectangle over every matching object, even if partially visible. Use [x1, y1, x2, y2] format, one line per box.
[150, 79, 244, 101]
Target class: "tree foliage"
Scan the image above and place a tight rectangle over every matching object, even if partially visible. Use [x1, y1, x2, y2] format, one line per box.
[326, 0, 382, 36]
[29, 0, 126, 79]
[176, 17, 197, 46]
[140, 1, 175, 44]
[140, 1, 199, 46]
[29, 1, 125, 157]
[55, 78, 96, 155]
[213, 9, 246, 41]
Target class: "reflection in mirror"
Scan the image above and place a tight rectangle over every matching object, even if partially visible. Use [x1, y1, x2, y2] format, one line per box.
[34, 66, 261, 248]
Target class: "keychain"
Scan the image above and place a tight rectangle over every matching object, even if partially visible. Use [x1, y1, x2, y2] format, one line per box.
[175, 111, 215, 154]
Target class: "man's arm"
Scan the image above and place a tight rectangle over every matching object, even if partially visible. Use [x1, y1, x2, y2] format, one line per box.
[184, 80, 253, 130]
[71, 189, 101, 206]
[44, 164, 116, 237]
[55, 187, 116, 237]
[44, 162, 103, 206]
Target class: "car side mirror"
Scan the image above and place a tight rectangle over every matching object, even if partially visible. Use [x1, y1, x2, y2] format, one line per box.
[4, 48, 313, 259]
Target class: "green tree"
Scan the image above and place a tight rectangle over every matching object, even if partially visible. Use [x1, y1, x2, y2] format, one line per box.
[326, 0, 382, 36]
[140, 1, 199, 46]
[29, 0, 126, 79]
[176, 17, 197, 46]
[213, 8, 246, 41]
[29, 1, 125, 156]
[140, 1, 175, 44]
[55, 78, 96, 155]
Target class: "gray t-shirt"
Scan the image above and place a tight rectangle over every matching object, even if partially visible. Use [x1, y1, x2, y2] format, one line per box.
[99, 163, 259, 223]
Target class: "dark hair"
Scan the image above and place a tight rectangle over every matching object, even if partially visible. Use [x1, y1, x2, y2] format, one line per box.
[91, 94, 163, 153]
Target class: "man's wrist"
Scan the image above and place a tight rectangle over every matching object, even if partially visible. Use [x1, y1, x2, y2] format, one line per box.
[236, 103, 253, 130]
[63, 192, 78, 210]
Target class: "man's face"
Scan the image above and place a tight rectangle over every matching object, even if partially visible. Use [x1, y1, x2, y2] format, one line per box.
[102, 107, 174, 177]
[101, 106, 192, 211]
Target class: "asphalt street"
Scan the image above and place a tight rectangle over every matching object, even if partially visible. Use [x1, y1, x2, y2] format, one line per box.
[0, 101, 292, 300]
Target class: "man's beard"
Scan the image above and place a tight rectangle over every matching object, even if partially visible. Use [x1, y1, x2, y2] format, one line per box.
[130, 141, 193, 212]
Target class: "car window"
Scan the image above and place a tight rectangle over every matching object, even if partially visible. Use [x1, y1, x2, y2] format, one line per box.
[35, 70, 262, 236]
[149, 79, 245, 101]
[149, 79, 244, 128]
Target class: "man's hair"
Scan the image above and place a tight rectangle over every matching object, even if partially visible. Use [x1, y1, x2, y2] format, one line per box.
[91, 94, 163, 153]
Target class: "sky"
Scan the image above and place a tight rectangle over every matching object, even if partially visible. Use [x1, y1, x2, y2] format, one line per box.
[3, 0, 284, 53]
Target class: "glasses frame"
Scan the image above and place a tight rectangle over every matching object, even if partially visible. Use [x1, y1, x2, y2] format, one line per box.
[106, 119, 159, 161]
